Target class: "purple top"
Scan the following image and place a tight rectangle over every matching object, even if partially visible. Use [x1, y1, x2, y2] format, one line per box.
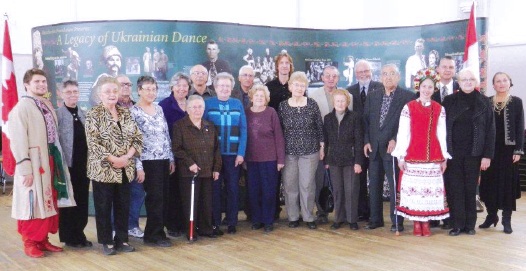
[245, 107, 285, 164]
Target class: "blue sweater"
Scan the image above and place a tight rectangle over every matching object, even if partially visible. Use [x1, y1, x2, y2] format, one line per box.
[204, 97, 247, 156]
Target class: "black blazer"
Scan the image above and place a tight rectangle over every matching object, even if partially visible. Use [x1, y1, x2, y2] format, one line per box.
[323, 109, 364, 167]
[490, 95, 524, 154]
[363, 86, 416, 160]
[442, 91, 496, 158]
[431, 80, 460, 104]
[347, 81, 383, 118]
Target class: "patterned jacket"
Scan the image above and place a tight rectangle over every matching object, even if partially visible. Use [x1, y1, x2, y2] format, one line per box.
[85, 104, 143, 183]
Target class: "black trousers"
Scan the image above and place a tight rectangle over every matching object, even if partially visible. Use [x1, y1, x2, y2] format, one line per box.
[142, 160, 170, 242]
[59, 166, 90, 244]
[357, 157, 370, 218]
[444, 156, 480, 230]
[165, 172, 185, 233]
[179, 176, 214, 236]
[93, 173, 130, 245]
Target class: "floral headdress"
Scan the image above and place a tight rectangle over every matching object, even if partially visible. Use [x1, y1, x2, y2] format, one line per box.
[413, 68, 440, 91]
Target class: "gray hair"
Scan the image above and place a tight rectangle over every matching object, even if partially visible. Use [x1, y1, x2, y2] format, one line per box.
[213, 72, 236, 89]
[322, 65, 340, 76]
[169, 72, 192, 90]
[355, 59, 372, 70]
[186, 94, 205, 107]
[238, 65, 254, 75]
[381, 63, 400, 75]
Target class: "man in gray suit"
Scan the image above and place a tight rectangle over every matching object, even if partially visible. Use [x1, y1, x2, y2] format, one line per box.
[363, 64, 415, 231]
[347, 60, 383, 222]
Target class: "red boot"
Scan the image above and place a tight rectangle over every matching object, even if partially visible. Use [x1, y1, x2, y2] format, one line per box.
[37, 237, 63, 252]
[422, 221, 431, 237]
[24, 239, 44, 258]
[413, 221, 422, 236]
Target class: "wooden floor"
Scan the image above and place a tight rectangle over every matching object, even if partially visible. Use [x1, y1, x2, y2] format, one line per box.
[1, 185, 525, 271]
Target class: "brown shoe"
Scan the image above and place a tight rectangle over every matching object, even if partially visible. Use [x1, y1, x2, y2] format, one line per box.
[23, 239, 44, 258]
[37, 238, 63, 252]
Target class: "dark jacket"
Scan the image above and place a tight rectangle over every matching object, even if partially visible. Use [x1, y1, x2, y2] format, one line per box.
[491, 95, 524, 154]
[363, 86, 416, 160]
[431, 80, 460, 104]
[442, 91, 496, 158]
[347, 80, 383, 118]
[172, 115, 222, 178]
[323, 109, 364, 167]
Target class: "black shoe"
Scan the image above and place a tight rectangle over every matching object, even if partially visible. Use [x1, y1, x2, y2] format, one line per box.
[65, 242, 84, 248]
[349, 223, 359, 230]
[81, 240, 93, 247]
[288, 220, 300, 228]
[391, 224, 404, 232]
[364, 222, 384, 230]
[441, 223, 452, 230]
[116, 243, 135, 253]
[227, 226, 237, 234]
[264, 225, 274, 233]
[502, 216, 513, 234]
[306, 222, 317, 229]
[449, 228, 462, 236]
[199, 233, 218, 238]
[330, 222, 343, 229]
[464, 228, 476, 235]
[252, 223, 264, 230]
[357, 216, 369, 222]
[167, 230, 182, 238]
[479, 215, 499, 229]
[316, 215, 329, 224]
[145, 239, 173, 247]
[102, 244, 116, 256]
[429, 220, 440, 228]
[212, 226, 224, 236]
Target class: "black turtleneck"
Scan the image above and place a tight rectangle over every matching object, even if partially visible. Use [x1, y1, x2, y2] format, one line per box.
[66, 105, 88, 167]
[452, 91, 477, 157]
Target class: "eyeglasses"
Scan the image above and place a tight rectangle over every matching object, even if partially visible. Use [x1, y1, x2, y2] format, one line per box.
[140, 88, 157, 93]
[240, 73, 254, 78]
[62, 90, 80, 95]
[120, 83, 133, 87]
[460, 78, 477, 83]
[356, 69, 371, 74]
[192, 71, 207, 76]
[215, 84, 232, 89]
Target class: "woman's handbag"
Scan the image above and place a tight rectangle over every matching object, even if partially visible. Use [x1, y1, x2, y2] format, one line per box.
[318, 169, 334, 213]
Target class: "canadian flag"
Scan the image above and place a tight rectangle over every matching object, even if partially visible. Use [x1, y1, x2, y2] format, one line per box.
[463, 1, 480, 83]
[2, 18, 19, 176]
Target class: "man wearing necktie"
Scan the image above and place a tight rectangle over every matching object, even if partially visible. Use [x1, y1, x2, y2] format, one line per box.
[202, 40, 232, 90]
[346, 60, 383, 222]
[432, 56, 460, 105]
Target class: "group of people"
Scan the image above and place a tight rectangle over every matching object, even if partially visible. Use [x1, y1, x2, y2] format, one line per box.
[7, 50, 522, 258]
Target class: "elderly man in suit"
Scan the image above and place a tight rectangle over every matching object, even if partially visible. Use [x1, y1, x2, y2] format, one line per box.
[347, 60, 383, 222]
[308, 65, 350, 223]
[363, 64, 415, 231]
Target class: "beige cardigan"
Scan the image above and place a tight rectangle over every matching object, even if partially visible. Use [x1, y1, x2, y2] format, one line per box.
[8, 96, 76, 220]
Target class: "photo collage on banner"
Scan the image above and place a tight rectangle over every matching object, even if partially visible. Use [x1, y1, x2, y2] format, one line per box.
[31, 19, 487, 110]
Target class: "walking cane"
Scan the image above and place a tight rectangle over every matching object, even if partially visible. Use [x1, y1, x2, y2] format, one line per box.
[189, 171, 199, 242]
[393, 157, 400, 236]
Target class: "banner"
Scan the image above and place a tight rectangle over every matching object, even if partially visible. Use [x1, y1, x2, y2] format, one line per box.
[31, 19, 488, 110]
